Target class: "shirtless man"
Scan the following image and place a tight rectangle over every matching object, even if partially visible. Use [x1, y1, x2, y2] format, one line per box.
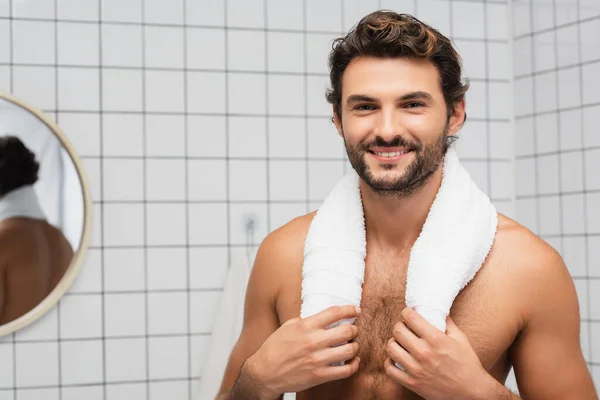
[217, 11, 597, 399]
[0, 136, 74, 325]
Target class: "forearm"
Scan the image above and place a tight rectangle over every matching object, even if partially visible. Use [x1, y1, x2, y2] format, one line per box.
[216, 359, 281, 400]
[473, 373, 521, 400]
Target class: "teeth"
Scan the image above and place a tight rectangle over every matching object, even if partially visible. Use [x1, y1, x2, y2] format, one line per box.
[374, 150, 408, 157]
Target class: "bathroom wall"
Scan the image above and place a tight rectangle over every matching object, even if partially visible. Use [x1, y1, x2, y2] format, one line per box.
[0, 0, 514, 399]
[513, 0, 600, 386]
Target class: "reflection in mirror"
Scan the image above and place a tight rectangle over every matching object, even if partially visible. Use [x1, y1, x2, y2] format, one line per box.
[0, 96, 87, 330]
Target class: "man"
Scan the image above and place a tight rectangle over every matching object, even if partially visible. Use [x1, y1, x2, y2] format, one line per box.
[217, 11, 597, 399]
[0, 136, 73, 325]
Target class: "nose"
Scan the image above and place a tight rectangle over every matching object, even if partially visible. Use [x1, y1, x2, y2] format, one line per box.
[373, 107, 403, 141]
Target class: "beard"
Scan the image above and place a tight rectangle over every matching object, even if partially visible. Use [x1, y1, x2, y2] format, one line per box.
[344, 123, 451, 199]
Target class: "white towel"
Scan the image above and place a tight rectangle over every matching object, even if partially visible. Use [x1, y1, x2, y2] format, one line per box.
[0, 185, 46, 222]
[300, 147, 498, 335]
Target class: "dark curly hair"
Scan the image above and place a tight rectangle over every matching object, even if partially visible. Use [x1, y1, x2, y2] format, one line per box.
[326, 10, 469, 122]
[0, 135, 40, 196]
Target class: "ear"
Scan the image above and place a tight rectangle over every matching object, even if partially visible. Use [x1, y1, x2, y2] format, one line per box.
[332, 106, 344, 138]
[447, 98, 466, 137]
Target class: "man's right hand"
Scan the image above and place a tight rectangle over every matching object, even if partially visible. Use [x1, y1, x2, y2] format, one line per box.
[242, 304, 362, 398]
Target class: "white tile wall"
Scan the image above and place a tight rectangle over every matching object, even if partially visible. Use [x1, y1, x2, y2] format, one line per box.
[513, 0, 600, 391]
[0, 0, 523, 399]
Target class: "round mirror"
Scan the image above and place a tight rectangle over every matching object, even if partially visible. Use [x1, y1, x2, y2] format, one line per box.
[0, 91, 92, 336]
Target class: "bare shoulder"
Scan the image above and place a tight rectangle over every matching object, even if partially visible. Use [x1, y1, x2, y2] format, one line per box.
[491, 213, 575, 319]
[253, 211, 317, 301]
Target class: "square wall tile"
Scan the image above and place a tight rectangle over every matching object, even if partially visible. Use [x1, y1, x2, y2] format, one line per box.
[13, 66, 56, 110]
[489, 122, 512, 159]
[187, 72, 226, 114]
[57, 0, 98, 20]
[189, 247, 229, 289]
[228, 73, 266, 115]
[560, 109, 583, 151]
[103, 204, 144, 246]
[486, 3, 508, 40]
[102, 113, 144, 157]
[512, 0, 531, 36]
[532, 0, 554, 32]
[555, 0, 579, 25]
[59, 294, 102, 339]
[267, 0, 303, 30]
[534, 31, 555, 73]
[306, 33, 337, 74]
[537, 154, 560, 195]
[268, 75, 305, 116]
[306, 0, 342, 32]
[102, 69, 143, 112]
[455, 40, 486, 80]
[58, 67, 100, 111]
[189, 203, 228, 245]
[13, 0, 54, 19]
[418, 0, 450, 37]
[229, 116, 266, 158]
[104, 293, 146, 337]
[489, 82, 511, 119]
[144, 26, 184, 68]
[145, 70, 185, 113]
[560, 151, 584, 193]
[105, 338, 147, 383]
[587, 193, 600, 234]
[187, 116, 227, 157]
[62, 386, 103, 400]
[268, 117, 306, 158]
[229, 160, 267, 201]
[538, 196, 561, 236]
[102, 159, 144, 201]
[58, 112, 101, 157]
[514, 37, 532, 77]
[452, 1, 484, 39]
[144, 0, 183, 24]
[0, 344, 13, 389]
[228, 30, 265, 71]
[148, 293, 188, 335]
[103, 248, 145, 292]
[561, 194, 585, 235]
[307, 118, 343, 158]
[268, 32, 304, 73]
[69, 248, 102, 293]
[15, 342, 58, 386]
[516, 117, 535, 157]
[186, 28, 225, 70]
[186, 0, 224, 25]
[146, 203, 187, 246]
[148, 337, 188, 380]
[534, 72, 557, 113]
[145, 115, 185, 157]
[490, 162, 513, 200]
[514, 77, 534, 117]
[556, 25, 580, 68]
[516, 158, 536, 197]
[562, 236, 587, 277]
[583, 105, 600, 148]
[16, 388, 58, 400]
[269, 160, 306, 201]
[536, 113, 559, 153]
[488, 42, 510, 80]
[101, 24, 143, 67]
[101, 0, 142, 22]
[227, 0, 264, 28]
[465, 81, 487, 119]
[307, 75, 332, 117]
[146, 159, 186, 201]
[57, 22, 99, 66]
[13, 20, 54, 64]
[61, 340, 103, 385]
[558, 67, 581, 110]
[147, 248, 187, 290]
[580, 19, 600, 63]
[188, 159, 227, 201]
[516, 198, 538, 233]
[582, 61, 600, 105]
[588, 236, 600, 278]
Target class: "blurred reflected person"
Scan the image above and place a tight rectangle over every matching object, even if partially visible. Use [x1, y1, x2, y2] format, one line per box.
[0, 135, 73, 325]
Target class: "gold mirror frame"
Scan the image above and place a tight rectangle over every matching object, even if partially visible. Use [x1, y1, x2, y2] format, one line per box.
[0, 91, 93, 337]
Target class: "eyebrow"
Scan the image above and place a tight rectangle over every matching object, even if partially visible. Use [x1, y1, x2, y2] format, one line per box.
[346, 91, 434, 105]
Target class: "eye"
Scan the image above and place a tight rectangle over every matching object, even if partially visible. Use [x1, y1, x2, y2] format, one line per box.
[405, 102, 425, 108]
[354, 104, 376, 111]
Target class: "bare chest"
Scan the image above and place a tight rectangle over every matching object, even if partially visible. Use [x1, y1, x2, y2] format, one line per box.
[276, 253, 519, 399]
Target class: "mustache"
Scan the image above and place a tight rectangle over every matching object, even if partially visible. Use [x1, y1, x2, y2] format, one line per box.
[360, 136, 422, 151]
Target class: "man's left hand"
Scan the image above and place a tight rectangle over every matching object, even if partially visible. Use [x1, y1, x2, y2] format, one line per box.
[384, 307, 490, 400]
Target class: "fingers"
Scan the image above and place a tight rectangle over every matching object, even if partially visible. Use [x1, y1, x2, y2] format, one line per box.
[321, 322, 359, 347]
[306, 305, 360, 329]
[385, 337, 419, 373]
[384, 357, 412, 386]
[392, 319, 424, 355]
[401, 307, 444, 340]
[319, 355, 361, 381]
[317, 341, 360, 365]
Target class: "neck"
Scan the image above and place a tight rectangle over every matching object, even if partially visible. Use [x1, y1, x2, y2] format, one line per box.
[360, 165, 443, 250]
